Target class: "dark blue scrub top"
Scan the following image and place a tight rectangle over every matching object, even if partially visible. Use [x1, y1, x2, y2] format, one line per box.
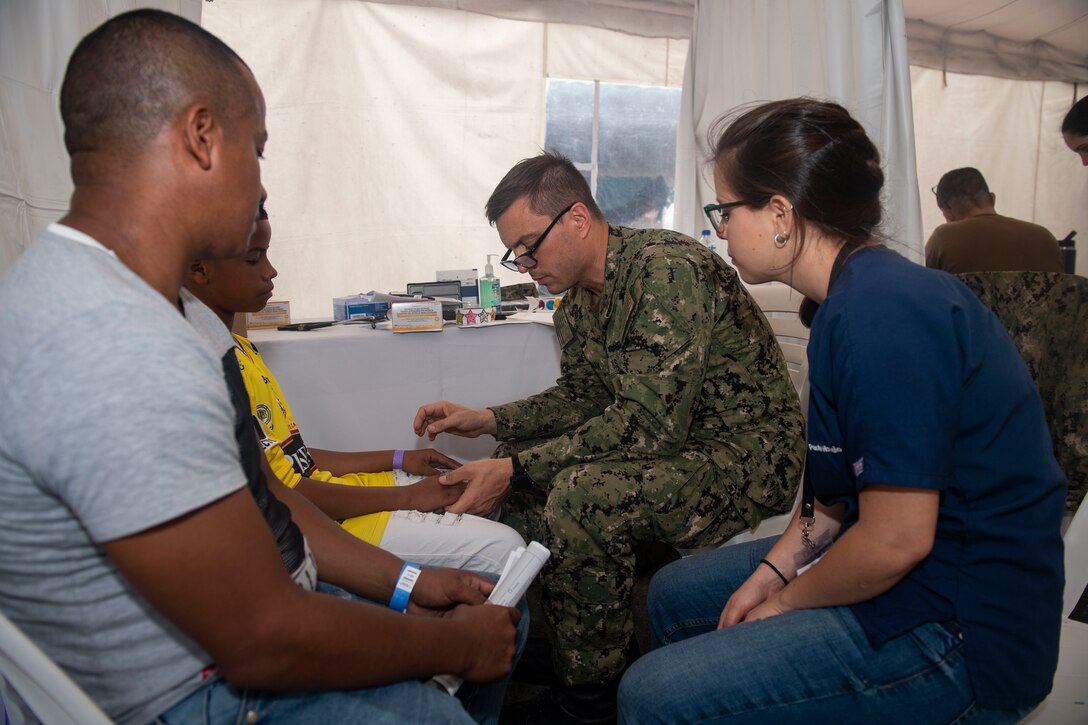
[806, 246, 1065, 710]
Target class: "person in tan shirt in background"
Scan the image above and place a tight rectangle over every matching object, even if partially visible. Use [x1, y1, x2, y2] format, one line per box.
[925, 167, 1062, 274]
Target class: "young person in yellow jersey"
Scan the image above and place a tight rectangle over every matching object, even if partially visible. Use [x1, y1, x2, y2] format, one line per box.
[186, 198, 525, 575]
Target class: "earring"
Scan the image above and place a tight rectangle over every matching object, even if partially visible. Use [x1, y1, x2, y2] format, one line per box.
[774, 232, 789, 248]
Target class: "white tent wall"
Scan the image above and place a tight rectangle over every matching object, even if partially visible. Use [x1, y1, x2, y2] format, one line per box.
[904, 5, 1088, 84]
[364, 0, 696, 40]
[912, 68, 1088, 275]
[200, 0, 688, 319]
[203, 1, 543, 319]
[0, 0, 201, 273]
[546, 23, 688, 87]
[2, 1, 1087, 314]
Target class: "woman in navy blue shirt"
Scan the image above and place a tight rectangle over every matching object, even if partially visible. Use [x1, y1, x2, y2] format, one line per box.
[617, 98, 1065, 724]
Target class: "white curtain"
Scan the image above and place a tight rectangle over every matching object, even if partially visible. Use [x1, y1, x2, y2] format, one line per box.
[0, 0, 201, 273]
[200, 0, 684, 319]
[674, 0, 923, 260]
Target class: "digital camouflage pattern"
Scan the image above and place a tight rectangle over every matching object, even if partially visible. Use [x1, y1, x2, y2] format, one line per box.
[957, 271, 1087, 513]
[489, 226, 806, 685]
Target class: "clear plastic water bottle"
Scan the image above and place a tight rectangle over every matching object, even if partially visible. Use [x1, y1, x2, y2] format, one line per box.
[699, 229, 718, 256]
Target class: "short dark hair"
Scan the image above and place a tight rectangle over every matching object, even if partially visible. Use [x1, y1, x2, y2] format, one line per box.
[710, 98, 884, 256]
[934, 167, 991, 215]
[1061, 95, 1088, 136]
[485, 151, 604, 224]
[60, 9, 252, 157]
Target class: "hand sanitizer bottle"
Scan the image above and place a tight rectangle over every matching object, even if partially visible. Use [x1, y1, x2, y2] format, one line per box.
[479, 255, 502, 312]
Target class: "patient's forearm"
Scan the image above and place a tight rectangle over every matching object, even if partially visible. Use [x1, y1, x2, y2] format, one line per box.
[294, 477, 406, 519]
[309, 448, 393, 476]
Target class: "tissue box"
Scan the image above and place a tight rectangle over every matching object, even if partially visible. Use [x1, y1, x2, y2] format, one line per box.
[246, 300, 291, 328]
[389, 300, 443, 332]
[333, 295, 390, 321]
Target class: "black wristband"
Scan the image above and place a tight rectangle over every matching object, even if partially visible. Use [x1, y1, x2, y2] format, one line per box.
[759, 558, 789, 586]
[510, 453, 533, 490]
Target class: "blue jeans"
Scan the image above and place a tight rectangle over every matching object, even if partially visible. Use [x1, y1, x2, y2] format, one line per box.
[157, 582, 527, 725]
[617, 538, 1033, 725]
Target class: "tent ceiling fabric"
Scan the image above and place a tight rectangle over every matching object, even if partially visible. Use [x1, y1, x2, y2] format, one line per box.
[902, 0, 1088, 83]
[362, 0, 697, 39]
[369, 0, 1088, 82]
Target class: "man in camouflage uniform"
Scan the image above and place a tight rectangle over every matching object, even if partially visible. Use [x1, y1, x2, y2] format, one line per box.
[414, 152, 805, 722]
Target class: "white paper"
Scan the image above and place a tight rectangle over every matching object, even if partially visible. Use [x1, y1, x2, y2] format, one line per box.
[429, 542, 551, 694]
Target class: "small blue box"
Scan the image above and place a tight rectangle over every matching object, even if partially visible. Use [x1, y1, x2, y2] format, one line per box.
[333, 295, 390, 321]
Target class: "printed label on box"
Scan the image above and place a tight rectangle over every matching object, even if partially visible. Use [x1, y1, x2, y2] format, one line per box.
[247, 300, 290, 328]
[389, 301, 443, 332]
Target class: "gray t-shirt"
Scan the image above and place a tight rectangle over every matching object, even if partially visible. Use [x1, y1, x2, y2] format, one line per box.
[0, 225, 247, 723]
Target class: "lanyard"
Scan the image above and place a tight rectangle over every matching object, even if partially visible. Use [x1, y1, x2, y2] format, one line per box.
[800, 242, 858, 552]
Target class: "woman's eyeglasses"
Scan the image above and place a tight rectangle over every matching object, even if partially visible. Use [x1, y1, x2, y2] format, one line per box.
[703, 197, 771, 233]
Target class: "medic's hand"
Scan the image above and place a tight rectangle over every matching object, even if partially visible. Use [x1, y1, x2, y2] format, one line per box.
[413, 401, 497, 441]
[439, 458, 513, 516]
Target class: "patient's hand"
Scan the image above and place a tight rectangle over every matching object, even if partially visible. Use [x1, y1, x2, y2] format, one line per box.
[445, 602, 521, 682]
[402, 475, 467, 513]
[401, 448, 462, 476]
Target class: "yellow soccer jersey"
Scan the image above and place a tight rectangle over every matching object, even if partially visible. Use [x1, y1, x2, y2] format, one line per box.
[233, 334, 393, 544]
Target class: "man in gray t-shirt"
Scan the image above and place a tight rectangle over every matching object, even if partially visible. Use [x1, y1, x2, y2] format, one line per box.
[0, 10, 520, 724]
[0, 228, 256, 721]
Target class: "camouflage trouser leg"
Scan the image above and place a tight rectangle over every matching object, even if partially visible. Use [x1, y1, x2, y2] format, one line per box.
[495, 441, 752, 686]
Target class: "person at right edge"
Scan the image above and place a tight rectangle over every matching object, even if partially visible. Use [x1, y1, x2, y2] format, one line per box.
[414, 152, 806, 723]
[1061, 95, 1088, 166]
[617, 98, 1064, 724]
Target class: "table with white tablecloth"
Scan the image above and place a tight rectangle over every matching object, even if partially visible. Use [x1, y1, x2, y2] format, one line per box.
[246, 318, 562, 461]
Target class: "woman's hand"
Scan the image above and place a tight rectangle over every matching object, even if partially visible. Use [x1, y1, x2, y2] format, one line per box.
[718, 562, 787, 629]
[738, 594, 790, 624]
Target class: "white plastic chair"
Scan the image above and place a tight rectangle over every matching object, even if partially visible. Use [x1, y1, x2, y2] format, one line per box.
[1021, 497, 1088, 724]
[746, 282, 810, 414]
[0, 609, 111, 725]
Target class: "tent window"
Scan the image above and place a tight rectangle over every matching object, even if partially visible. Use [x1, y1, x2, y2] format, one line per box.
[545, 79, 681, 230]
